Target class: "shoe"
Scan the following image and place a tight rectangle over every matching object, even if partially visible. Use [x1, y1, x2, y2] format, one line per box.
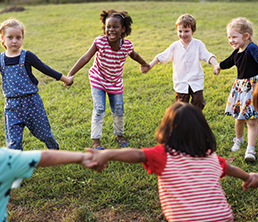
[245, 149, 256, 162]
[117, 137, 129, 148]
[11, 178, 23, 189]
[231, 138, 243, 152]
[92, 144, 105, 150]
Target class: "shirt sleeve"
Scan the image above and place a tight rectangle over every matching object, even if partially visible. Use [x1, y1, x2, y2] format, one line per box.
[198, 40, 215, 64]
[217, 155, 228, 178]
[220, 50, 237, 70]
[142, 144, 167, 176]
[26, 51, 63, 80]
[248, 42, 258, 63]
[0, 148, 41, 180]
[155, 43, 175, 63]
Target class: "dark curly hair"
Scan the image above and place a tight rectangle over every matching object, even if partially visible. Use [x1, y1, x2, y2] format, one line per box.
[155, 102, 217, 157]
[100, 9, 133, 39]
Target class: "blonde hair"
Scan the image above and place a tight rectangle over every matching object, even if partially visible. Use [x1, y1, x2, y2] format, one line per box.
[227, 17, 254, 42]
[0, 18, 25, 49]
[176, 14, 196, 32]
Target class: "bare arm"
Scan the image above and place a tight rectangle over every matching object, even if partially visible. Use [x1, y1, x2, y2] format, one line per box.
[130, 50, 148, 65]
[140, 57, 159, 73]
[86, 148, 147, 172]
[67, 43, 97, 77]
[37, 150, 98, 168]
[226, 164, 252, 191]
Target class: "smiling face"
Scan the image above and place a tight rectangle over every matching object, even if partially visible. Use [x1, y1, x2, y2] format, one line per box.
[105, 17, 125, 43]
[1, 26, 24, 56]
[227, 28, 250, 52]
[177, 24, 194, 46]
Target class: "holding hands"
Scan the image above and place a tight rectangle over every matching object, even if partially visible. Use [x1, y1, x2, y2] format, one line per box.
[243, 173, 258, 190]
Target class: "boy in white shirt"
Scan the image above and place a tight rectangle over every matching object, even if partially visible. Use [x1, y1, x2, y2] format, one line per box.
[141, 14, 219, 110]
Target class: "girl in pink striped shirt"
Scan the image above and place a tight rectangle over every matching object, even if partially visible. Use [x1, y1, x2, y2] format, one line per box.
[67, 9, 149, 150]
[87, 102, 258, 222]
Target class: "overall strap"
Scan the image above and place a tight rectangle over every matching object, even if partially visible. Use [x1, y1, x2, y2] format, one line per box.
[0, 52, 5, 70]
[19, 49, 26, 66]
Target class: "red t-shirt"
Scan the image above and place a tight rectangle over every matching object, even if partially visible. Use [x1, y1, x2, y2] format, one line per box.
[142, 144, 233, 222]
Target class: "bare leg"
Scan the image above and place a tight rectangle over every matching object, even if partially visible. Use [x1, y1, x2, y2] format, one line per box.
[246, 119, 257, 147]
[235, 119, 245, 139]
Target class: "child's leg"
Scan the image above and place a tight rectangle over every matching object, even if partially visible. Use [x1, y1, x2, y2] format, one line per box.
[190, 88, 205, 110]
[25, 94, 59, 150]
[91, 87, 106, 148]
[175, 91, 190, 104]
[4, 102, 24, 150]
[245, 119, 257, 162]
[232, 119, 245, 152]
[108, 93, 129, 147]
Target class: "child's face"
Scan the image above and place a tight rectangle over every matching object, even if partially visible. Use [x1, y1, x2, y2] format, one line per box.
[177, 24, 194, 45]
[1, 26, 24, 55]
[227, 28, 250, 51]
[105, 17, 125, 43]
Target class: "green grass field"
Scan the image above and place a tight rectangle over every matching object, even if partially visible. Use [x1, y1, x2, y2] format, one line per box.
[0, 1, 258, 221]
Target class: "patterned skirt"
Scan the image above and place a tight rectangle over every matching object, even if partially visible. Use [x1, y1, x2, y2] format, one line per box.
[225, 75, 258, 120]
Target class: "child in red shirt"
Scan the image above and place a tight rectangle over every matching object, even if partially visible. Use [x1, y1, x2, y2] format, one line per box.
[87, 102, 258, 222]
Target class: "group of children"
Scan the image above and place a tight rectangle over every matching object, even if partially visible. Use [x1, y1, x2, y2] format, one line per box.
[1, 8, 258, 222]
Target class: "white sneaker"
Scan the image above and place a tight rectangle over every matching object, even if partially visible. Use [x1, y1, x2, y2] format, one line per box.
[245, 149, 256, 162]
[231, 138, 243, 152]
[11, 178, 23, 189]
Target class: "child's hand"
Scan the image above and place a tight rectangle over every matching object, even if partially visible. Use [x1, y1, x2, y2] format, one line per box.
[63, 76, 74, 86]
[140, 63, 150, 73]
[213, 65, 221, 75]
[80, 152, 99, 169]
[246, 173, 258, 189]
[85, 148, 108, 172]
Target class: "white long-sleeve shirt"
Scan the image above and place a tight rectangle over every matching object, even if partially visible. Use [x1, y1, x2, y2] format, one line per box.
[156, 38, 214, 93]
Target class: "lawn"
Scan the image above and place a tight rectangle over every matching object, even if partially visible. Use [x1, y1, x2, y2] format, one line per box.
[0, 1, 258, 221]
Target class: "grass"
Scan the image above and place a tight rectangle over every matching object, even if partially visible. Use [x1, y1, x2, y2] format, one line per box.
[0, 1, 258, 221]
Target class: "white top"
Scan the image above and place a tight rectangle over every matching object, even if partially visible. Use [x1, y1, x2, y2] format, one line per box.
[156, 38, 214, 93]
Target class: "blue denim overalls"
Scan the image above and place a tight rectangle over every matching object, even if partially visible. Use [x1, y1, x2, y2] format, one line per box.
[1, 50, 59, 150]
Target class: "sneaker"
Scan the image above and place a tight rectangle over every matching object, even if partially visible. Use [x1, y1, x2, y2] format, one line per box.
[245, 149, 256, 162]
[92, 144, 105, 150]
[11, 178, 23, 189]
[231, 138, 243, 152]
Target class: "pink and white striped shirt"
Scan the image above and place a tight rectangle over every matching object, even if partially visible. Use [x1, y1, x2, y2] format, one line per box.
[89, 35, 134, 94]
[142, 144, 233, 222]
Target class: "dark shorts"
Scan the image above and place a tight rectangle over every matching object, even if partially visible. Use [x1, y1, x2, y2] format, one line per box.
[175, 86, 205, 110]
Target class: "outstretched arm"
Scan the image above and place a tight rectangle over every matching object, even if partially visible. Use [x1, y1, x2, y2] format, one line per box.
[86, 148, 147, 172]
[226, 164, 252, 191]
[37, 150, 98, 169]
[64, 43, 97, 86]
[140, 57, 159, 73]
[209, 56, 220, 75]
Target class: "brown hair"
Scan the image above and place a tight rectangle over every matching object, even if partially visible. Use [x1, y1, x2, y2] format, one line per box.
[227, 17, 254, 42]
[0, 18, 25, 49]
[155, 102, 216, 157]
[175, 14, 196, 32]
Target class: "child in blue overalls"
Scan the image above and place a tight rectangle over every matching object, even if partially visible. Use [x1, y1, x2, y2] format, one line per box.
[0, 18, 74, 151]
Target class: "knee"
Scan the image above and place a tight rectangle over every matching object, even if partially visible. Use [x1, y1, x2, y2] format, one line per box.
[113, 102, 124, 116]
[247, 119, 257, 128]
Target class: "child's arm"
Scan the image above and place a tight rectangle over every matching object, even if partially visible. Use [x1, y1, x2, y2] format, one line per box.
[65, 43, 97, 86]
[60, 75, 74, 86]
[140, 57, 159, 73]
[37, 150, 98, 169]
[130, 50, 150, 67]
[226, 163, 252, 191]
[213, 64, 221, 75]
[86, 148, 147, 172]
[208, 56, 220, 75]
[246, 173, 258, 189]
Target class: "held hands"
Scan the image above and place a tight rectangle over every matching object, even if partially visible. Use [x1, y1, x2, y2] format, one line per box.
[213, 64, 221, 75]
[140, 63, 151, 73]
[242, 173, 258, 190]
[85, 148, 109, 172]
[63, 75, 74, 86]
